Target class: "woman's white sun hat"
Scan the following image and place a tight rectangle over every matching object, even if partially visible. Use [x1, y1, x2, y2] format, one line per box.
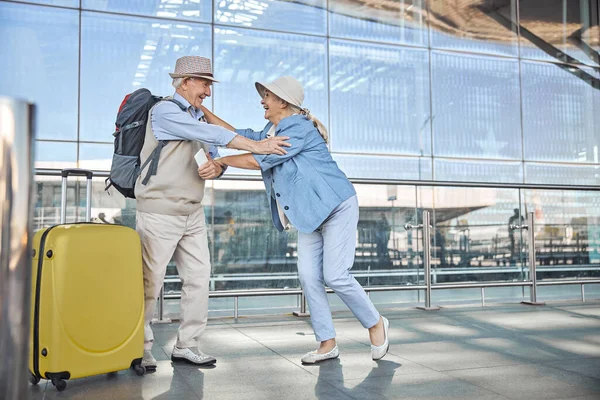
[255, 76, 304, 107]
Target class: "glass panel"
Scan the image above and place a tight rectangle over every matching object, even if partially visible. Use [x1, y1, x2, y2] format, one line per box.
[82, 0, 212, 23]
[79, 143, 113, 170]
[430, 187, 526, 283]
[9, 0, 78, 7]
[209, 179, 299, 290]
[213, 27, 328, 132]
[33, 176, 124, 229]
[329, 40, 431, 155]
[354, 184, 420, 286]
[34, 141, 77, 170]
[215, 0, 326, 35]
[431, 51, 521, 159]
[428, 0, 518, 56]
[521, 61, 600, 163]
[525, 190, 600, 281]
[519, 0, 600, 67]
[333, 154, 432, 180]
[80, 12, 212, 142]
[434, 159, 523, 183]
[329, 0, 428, 46]
[525, 162, 600, 185]
[0, 3, 79, 140]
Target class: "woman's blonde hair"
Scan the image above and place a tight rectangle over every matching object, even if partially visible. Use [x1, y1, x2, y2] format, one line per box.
[287, 104, 329, 145]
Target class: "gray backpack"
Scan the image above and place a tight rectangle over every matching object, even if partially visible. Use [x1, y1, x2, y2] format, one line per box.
[105, 88, 186, 198]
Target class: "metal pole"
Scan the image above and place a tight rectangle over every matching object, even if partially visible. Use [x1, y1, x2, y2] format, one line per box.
[522, 212, 545, 306]
[481, 287, 485, 307]
[85, 177, 92, 222]
[0, 97, 36, 399]
[293, 292, 309, 317]
[234, 296, 239, 319]
[417, 211, 439, 310]
[581, 284, 585, 302]
[60, 176, 67, 223]
[152, 287, 171, 324]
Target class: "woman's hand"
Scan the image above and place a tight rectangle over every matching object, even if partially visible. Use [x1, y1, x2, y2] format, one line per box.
[253, 136, 291, 155]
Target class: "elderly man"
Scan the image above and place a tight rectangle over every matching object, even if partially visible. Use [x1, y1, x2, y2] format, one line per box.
[136, 56, 289, 370]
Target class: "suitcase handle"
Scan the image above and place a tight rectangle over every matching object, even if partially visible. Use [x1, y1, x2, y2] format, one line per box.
[61, 168, 94, 179]
[60, 169, 93, 224]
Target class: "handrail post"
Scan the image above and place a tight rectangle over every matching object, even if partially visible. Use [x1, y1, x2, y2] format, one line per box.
[152, 286, 172, 324]
[293, 292, 309, 317]
[0, 98, 36, 399]
[511, 212, 545, 306]
[406, 210, 439, 311]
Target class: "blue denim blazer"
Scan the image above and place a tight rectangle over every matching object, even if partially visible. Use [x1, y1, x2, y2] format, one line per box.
[235, 115, 356, 233]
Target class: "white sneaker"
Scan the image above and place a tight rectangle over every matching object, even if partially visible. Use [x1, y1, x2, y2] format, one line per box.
[141, 350, 157, 370]
[171, 346, 216, 366]
[301, 345, 339, 364]
[371, 316, 390, 360]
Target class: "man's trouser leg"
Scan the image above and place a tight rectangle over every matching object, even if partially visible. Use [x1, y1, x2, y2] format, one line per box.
[173, 207, 211, 349]
[136, 211, 182, 350]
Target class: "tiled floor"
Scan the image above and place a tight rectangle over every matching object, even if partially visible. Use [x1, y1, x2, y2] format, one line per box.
[28, 301, 600, 399]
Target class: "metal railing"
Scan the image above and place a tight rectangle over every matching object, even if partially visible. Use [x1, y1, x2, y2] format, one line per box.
[34, 169, 600, 320]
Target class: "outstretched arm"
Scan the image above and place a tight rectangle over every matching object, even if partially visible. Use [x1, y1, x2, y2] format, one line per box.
[215, 154, 261, 170]
[199, 105, 289, 155]
[199, 105, 236, 132]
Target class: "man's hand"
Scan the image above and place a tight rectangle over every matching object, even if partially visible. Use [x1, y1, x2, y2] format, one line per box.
[254, 136, 291, 155]
[197, 153, 223, 180]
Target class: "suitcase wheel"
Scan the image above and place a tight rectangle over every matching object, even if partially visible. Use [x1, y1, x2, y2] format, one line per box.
[52, 378, 67, 391]
[133, 365, 146, 376]
[29, 373, 40, 385]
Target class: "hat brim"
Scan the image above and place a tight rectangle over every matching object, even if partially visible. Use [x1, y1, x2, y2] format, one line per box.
[255, 81, 300, 107]
[169, 73, 219, 83]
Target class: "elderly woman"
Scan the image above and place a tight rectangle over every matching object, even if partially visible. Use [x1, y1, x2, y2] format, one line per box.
[199, 76, 389, 363]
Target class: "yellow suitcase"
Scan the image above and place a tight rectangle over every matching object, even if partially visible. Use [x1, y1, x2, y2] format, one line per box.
[28, 169, 145, 391]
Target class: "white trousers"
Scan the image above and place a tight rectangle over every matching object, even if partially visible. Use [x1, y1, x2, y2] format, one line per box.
[297, 195, 380, 342]
[136, 208, 211, 350]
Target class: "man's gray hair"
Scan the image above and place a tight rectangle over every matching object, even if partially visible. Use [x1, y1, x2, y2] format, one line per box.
[172, 77, 184, 89]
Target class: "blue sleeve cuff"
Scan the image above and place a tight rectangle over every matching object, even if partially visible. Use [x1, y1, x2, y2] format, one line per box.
[252, 154, 271, 171]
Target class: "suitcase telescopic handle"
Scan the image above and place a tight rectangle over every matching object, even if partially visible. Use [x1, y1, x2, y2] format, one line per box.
[60, 169, 93, 224]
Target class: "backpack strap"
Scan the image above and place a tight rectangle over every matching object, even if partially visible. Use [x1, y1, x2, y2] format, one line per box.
[139, 98, 187, 186]
[141, 140, 168, 185]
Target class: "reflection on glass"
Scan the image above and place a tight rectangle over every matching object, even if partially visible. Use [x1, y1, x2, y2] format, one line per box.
[0, 3, 79, 140]
[329, 0, 428, 46]
[431, 51, 521, 159]
[35, 141, 77, 169]
[79, 143, 113, 170]
[332, 154, 432, 180]
[352, 184, 421, 286]
[519, 0, 600, 67]
[215, 0, 326, 35]
[82, 0, 212, 22]
[521, 61, 600, 163]
[213, 27, 327, 131]
[329, 40, 431, 155]
[428, 0, 518, 56]
[430, 187, 526, 282]
[11, 0, 79, 6]
[33, 177, 122, 229]
[525, 162, 600, 185]
[525, 189, 600, 280]
[80, 12, 212, 142]
[434, 159, 523, 183]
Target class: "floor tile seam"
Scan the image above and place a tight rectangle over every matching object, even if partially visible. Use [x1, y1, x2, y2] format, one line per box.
[433, 359, 540, 373]
[535, 360, 600, 382]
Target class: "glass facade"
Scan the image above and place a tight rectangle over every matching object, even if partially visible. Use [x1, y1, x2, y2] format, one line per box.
[2, 0, 599, 310]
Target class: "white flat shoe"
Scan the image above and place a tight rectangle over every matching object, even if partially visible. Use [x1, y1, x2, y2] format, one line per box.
[301, 345, 339, 364]
[371, 316, 390, 360]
